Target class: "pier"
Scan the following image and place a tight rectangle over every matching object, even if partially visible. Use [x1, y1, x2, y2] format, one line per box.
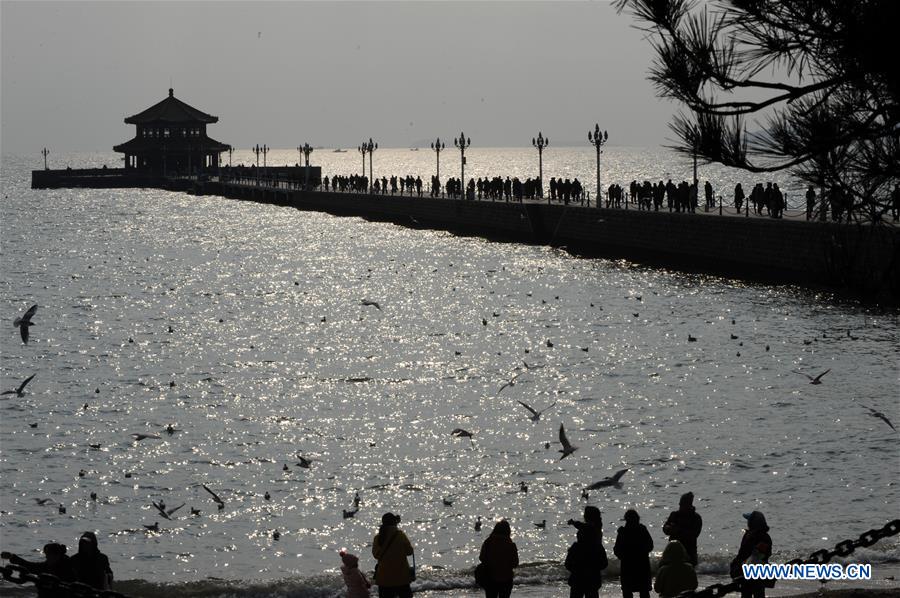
[34, 168, 897, 302]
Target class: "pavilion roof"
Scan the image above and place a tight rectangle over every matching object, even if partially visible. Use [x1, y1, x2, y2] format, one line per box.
[124, 88, 218, 125]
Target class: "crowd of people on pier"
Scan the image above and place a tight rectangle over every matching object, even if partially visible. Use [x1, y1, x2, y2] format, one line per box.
[226, 164, 900, 224]
[1, 494, 777, 598]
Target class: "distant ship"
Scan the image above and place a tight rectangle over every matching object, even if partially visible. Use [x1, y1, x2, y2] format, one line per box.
[410, 148, 419, 151]
[333, 148, 347, 153]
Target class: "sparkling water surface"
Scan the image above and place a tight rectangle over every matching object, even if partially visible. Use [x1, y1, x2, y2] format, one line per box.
[1, 151, 898, 597]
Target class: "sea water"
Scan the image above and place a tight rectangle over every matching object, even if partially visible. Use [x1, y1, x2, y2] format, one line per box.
[1, 151, 898, 597]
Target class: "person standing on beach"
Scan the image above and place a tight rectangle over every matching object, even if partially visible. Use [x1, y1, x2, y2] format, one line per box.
[565, 527, 608, 598]
[70, 531, 114, 590]
[662, 492, 702, 566]
[478, 519, 519, 598]
[729, 511, 773, 598]
[806, 186, 816, 220]
[613, 509, 653, 598]
[372, 512, 414, 598]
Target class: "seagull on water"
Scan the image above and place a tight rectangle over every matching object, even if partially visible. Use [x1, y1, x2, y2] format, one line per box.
[361, 300, 382, 310]
[518, 400, 557, 422]
[2, 374, 36, 397]
[585, 468, 629, 490]
[144, 522, 160, 532]
[34, 498, 54, 506]
[451, 428, 474, 438]
[793, 369, 830, 384]
[13, 305, 38, 344]
[534, 520, 546, 529]
[202, 484, 225, 510]
[558, 424, 578, 460]
[131, 433, 161, 441]
[343, 507, 359, 519]
[296, 455, 313, 469]
[474, 516, 482, 531]
[442, 497, 454, 506]
[522, 361, 545, 370]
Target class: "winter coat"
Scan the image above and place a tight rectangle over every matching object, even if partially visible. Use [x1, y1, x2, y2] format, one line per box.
[613, 522, 653, 592]
[70, 550, 113, 590]
[663, 506, 702, 564]
[478, 533, 519, 583]
[565, 533, 608, 590]
[341, 564, 371, 598]
[372, 526, 414, 587]
[731, 528, 773, 580]
[654, 541, 698, 598]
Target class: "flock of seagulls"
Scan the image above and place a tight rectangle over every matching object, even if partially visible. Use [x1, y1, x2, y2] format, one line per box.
[4, 279, 897, 545]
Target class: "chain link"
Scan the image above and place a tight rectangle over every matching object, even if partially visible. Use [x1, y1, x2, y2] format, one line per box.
[674, 519, 899, 598]
[1, 564, 129, 598]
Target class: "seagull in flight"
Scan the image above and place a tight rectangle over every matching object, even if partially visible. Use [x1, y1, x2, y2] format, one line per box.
[152, 501, 185, 520]
[202, 484, 225, 510]
[2, 374, 36, 397]
[13, 305, 38, 344]
[518, 400, 556, 422]
[585, 468, 629, 489]
[131, 433, 161, 441]
[522, 361, 545, 370]
[558, 424, 578, 460]
[858, 402, 896, 432]
[361, 300, 381, 310]
[497, 373, 523, 395]
[296, 455, 313, 469]
[793, 369, 830, 384]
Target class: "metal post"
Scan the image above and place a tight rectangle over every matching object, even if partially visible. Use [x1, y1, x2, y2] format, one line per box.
[41, 147, 49, 170]
[588, 124, 608, 209]
[533, 132, 548, 200]
[358, 144, 367, 179]
[454, 132, 470, 199]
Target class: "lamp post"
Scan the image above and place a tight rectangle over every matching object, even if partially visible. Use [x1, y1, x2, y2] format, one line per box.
[359, 138, 377, 192]
[298, 143, 313, 189]
[431, 137, 445, 195]
[588, 124, 609, 208]
[41, 147, 50, 170]
[532, 132, 549, 200]
[253, 144, 267, 186]
[454, 131, 470, 199]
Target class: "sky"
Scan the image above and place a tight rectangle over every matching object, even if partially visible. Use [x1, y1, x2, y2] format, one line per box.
[1, 1, 675, 153]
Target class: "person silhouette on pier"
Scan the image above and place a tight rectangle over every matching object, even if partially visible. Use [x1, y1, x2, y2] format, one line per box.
[806, 186, 816, 220]
[734, 183, 745, 213]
